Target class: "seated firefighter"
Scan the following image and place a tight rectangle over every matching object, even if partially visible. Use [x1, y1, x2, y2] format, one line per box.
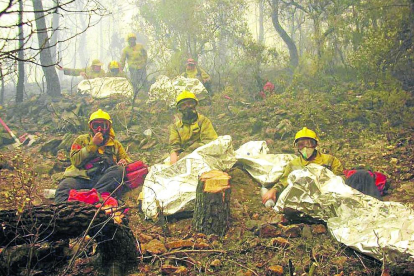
[169, 91, 218, 164]
[57, 59, 106, 79]
[182, 58, 212, 93]
[55, 109, 131, 203]
[106, 61, 127, 78]
[261, 127, 344, 206]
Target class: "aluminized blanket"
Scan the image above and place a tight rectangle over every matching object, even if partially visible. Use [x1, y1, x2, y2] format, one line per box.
[235, 141, 295, 187]
[275, 164, 414, 266]
[142, 135, 236, 219]
[147, 75, 208, 107]
[77, 77, 133, 98]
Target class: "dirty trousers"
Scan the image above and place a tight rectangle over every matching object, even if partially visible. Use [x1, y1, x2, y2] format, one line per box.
[129, 67, 147, 95]
[55, 165, 126, 203]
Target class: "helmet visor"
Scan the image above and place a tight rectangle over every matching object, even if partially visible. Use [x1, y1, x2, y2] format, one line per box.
[90, 121, 110, 131]
[177, 99, 196, 111]
[295, 138, 317, 149]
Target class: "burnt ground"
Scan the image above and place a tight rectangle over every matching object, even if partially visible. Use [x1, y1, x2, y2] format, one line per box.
[0, 92, 413, 275]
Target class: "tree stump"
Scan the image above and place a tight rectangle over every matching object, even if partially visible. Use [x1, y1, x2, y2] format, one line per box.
[192, 170, 231, 236]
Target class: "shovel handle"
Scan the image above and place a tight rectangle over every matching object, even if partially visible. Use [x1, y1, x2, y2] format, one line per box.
[0, 117, 22, 145]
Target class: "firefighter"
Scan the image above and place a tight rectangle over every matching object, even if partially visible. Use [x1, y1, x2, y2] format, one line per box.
[120, 33, 148, 95]
[57, 59, 106, 79]
[106, 61, 127, 78]
[169, 91, 218, 164]
[182, 58, 212, 93]
[55, 109, 131, 203]
[261, 127, 344, 206]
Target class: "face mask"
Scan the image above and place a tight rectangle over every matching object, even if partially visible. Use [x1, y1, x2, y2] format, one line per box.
[299, 147, 315, 160]
[180, 107, 198, 123]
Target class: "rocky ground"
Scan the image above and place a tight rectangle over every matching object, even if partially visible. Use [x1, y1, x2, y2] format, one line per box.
[0, 90, 413, 275]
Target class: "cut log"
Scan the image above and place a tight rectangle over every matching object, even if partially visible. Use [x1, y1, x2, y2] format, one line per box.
[192, 170, 231, 236]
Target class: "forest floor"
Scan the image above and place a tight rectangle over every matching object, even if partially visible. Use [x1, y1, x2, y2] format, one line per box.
[0, 90, 413, 276]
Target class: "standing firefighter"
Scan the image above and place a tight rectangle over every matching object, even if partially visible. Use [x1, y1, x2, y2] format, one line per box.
[261, 127, 344, 206]
[55, 109, 131, 203]
[182, 58, 212, 93]
[169, 91, 218, 164]
[57, 59, 106, 79]
[120, 33, 148, 95]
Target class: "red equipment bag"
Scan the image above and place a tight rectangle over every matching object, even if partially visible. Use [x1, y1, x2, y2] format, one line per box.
[125, 161, 149, 189]
[344, 169, 388, 195]
[67, 188, 118, 208]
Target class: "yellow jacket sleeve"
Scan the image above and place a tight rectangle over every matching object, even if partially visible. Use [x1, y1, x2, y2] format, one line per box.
[69, 135, 98, 168]
[169, 124, 182, 154]
[63, 68, 84, 77]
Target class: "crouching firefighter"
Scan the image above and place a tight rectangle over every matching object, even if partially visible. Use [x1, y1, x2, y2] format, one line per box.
[55, 109, 132, 203]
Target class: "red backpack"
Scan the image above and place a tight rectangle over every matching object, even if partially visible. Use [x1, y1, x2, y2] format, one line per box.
[125, 161, 149, 189]
[344, 169, 388, 195]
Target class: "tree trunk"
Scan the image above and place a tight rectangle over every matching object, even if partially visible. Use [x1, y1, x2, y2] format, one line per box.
[192, 170, 231, 236]
[258, 0, 265, 43]
[32, 0, 61, 97]
[50, 0, 60, 63]
[16, 0, 24, 103]
[270, 0, 299, 69]
[0, 75, 3, 106]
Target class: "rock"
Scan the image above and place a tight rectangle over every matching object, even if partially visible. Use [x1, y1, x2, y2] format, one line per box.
[251, 213, 260, 220]
[271, 237, 290, 248]
[40, 139, 62, 154]
[210, 259, 222, 268]
[161, 264, 179, 274]
[194, 242, 210, 249]
[58, 133, 75, 151]
[145, 239, 167, 255]
[256, 224, 282, 238]
[34, 164, 53, 175]
[331, 256, 348, 268]
[245, 220, 260, 231]
[165, 240, 193, 249]
[281, 225, 301, 238]
[173, 266, 188, 275]
[267, 265, 283, 275]
[312, 224, 327, 235]
[138, 233, 153, 243]
[302, 225, 313, 239]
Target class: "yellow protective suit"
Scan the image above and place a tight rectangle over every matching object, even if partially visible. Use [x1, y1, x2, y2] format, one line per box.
[272, 151, 344, 192]
[169, 113, 218, 156]
[120, 43, 147, 70]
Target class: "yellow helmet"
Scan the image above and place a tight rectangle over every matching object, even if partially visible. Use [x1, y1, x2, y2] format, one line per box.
[126, 33, 137, 40]
[109, 61, 120, 69]
[294, 127, 319, 144]
[88, 109, 112, 123]
[91, 59, 102, 66]
[176, 90, 198, 106]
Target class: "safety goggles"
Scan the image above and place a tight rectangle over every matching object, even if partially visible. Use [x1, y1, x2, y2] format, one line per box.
[177, 100, 196, 111]
[295, 138, 317, 149]
[90, 121, 110, 131]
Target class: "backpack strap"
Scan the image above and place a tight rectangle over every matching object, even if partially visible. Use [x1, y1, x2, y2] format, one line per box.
[322, 155, 334, 171]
